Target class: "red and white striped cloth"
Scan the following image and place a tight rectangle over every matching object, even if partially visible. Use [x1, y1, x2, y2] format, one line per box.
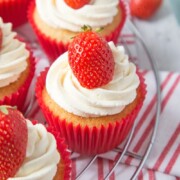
[16, 24, 180, 180]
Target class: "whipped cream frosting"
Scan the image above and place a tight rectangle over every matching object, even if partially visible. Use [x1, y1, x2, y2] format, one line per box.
[46, 42, 140, 117]
[9, 120, 60, 180]
[0, 18, 29, 88]
[36, 0, 119, 32]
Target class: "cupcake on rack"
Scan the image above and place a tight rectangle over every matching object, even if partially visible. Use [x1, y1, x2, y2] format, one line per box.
[0, 0, 31, 28]
[36, 28, 146, 155]
[0, 17, 35, 111]
[28, 0, 127, 62]
[0, 105, 71, 180]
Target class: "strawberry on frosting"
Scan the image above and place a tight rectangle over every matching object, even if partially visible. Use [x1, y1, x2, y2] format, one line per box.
[64, 0, 91, 9]
[68, 28, 115, 89]
[46, 30, 140, 117]
[0, 106, 28, 180]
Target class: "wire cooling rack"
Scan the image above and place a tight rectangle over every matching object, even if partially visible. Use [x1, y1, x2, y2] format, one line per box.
[19, 15, 161, 180]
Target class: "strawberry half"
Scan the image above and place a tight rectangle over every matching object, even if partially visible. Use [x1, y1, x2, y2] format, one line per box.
[0, 28, 2, 50]
[64, 0, 91, 9]
[68, 29, 115, 89]
[0, 106, 28, 180]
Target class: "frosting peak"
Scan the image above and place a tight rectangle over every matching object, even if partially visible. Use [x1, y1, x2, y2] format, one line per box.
[0, 18, 29, 88]
[36, 0, 119, 31]
[46, 41, 140, 117]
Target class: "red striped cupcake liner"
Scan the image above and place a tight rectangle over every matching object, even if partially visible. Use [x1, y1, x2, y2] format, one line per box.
[28, 0, 127, 63]
[47, 127, 72, 180]
[35, 68, 146, 155]
[0, 0, 31, 28]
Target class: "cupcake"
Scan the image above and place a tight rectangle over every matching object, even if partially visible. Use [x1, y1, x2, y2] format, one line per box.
[0, 18, 35, 112]
[0, 105, 71, 180]
[28, 0, 127, 62]
[0, 0, 31, 28]
[36, 30, 146, 155]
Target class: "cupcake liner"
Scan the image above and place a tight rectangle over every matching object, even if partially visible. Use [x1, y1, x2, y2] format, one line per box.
[28, 0, 127, 63]
[47, 127, 72, 180]
[0, 0, 30, 28]
[0, 44, 36, 112]
[104, 0, 127, 44]
[36, 68, 146, 155]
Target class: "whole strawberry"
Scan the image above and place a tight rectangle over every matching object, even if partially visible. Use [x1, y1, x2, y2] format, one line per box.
[0, 106, 28, 180]
[68, 27, 115, 89]
[0, 28, 2, 50]
[130, 0, 162, 19]
[64, 0, 91, 9]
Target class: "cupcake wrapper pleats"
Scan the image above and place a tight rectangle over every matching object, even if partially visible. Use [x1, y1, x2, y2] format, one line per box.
[0, 0, 30, 28]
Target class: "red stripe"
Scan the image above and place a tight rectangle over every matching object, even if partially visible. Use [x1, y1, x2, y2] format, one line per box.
[125, 73, 173, 165]
[121, 34, 135, 38]
[138, 170, 144, 180]
[71, 159, 77, 180]
[161, 75, 180, 109]
[120, 40, 135, 44]
[108, 160, 115, 180]
[133, 75, 180, 153]
[165, 143, 180, 174]
[98, 158, 104, 180]
[141, 70, 149, 77]
[154, 124, 180, 170]
[148, 170, 155, 180]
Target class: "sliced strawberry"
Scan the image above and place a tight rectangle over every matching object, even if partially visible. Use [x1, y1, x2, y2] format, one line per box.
[68, 30, 115, 89]
[64, 0, 91, 9]
[130, 0, 162, 19]
[0, 28, 2, 50]
[0, 106, 27, 180]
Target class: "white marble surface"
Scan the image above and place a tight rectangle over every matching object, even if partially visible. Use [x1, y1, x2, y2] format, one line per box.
[133, 0, 180, 72]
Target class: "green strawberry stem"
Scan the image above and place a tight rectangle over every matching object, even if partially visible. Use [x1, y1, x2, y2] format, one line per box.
[0, 105, 17, 115]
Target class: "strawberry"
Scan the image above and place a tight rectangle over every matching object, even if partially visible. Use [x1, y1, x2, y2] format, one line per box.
[68, 28, 115, 89]
[64, 0, 91, 9]
[0, 106, 27, 180]
[0, 28, 2, 50]
[130, 0, 162, 19]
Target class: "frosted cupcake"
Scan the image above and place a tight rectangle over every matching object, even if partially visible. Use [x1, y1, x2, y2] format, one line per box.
[36, 30, 146, 155]
[0, 17, 35, 111]
[28, 0, 127, 62]
[0, 0, 31, 28]
[0, 105, 71, 180]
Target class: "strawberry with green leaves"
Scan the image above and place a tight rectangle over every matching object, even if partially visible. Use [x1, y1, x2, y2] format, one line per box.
[64, 0, 91, 9]
[68, 26, 115, 89]
[0, 106, 27, 180]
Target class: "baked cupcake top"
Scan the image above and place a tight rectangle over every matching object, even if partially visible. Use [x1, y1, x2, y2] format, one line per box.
[46, 30, 140, 117]
[36, 0, 119, 31]
[0, 106, 60, 180]
[0, 18, 29, 88]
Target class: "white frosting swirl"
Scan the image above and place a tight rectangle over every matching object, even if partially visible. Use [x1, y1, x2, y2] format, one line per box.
[46, 42, 140, 117]
[0, 18, 29, 88]
[8, 120, 60, 180]
[36, 0, 119, 32]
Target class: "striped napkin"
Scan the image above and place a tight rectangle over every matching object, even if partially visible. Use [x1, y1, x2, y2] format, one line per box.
[16, 24, 180, 180]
